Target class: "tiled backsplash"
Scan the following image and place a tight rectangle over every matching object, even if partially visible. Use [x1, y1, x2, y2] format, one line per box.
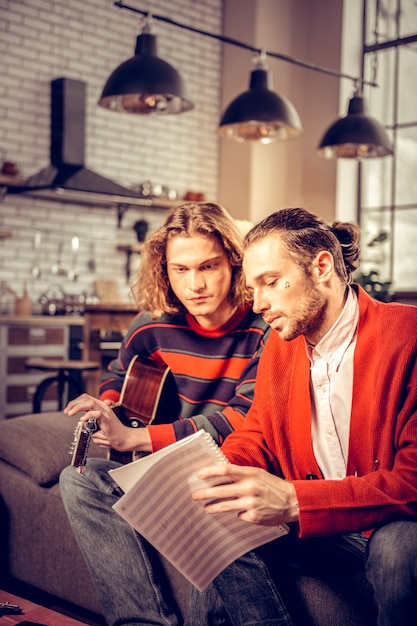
[0, 0, 223, 307]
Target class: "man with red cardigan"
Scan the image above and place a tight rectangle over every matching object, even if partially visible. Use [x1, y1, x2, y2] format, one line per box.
[190, 208, 417, 626]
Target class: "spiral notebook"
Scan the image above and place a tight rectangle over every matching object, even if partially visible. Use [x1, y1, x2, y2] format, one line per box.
[109, 429, 289, 590]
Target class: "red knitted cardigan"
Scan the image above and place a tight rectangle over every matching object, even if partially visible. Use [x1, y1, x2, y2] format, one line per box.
[221, 286, 417, 538]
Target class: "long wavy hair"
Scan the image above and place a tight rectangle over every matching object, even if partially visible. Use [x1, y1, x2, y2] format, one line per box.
[244, 207, 360, 285]
[132, 202, 252, 317]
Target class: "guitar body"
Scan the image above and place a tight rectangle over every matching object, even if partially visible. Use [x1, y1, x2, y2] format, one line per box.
[110, 355, 180, 464]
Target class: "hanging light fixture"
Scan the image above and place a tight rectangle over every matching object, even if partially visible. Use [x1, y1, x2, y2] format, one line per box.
[317, 0, 392, 161]
[317, 85, 393, 159]
[98, 16, 194, 115]
[317, 0, 391, 160]
[218, 52, 303, 144]
[101, 3, 393, 157]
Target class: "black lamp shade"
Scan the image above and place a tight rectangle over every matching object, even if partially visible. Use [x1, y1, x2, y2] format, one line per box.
[98, 33, 194, 114]
[218, 69, 303, 143]
[317, 96, 393, 159]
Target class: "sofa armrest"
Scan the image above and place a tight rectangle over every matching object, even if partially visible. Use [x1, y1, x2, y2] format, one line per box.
[0, 412, 106, 486]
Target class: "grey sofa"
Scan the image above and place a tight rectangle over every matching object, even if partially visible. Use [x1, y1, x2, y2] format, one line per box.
[0, 411, 378, 625]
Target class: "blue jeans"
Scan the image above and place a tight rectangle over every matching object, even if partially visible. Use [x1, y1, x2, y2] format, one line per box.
[60, 459, 417, 626]
[366, 520, 417, 626]
[185, 521, 417, 626]
[185, 531, 369, 626]
[60, 458, 181, 626]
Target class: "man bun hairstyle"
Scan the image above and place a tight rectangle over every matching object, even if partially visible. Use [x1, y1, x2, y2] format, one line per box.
[330, 220, 361, 280]
[244, 207, 360, 285]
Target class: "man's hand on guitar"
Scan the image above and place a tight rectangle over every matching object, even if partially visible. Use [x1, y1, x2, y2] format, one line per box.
[66, 356, 178, 465]
[64, 394, 152, 454]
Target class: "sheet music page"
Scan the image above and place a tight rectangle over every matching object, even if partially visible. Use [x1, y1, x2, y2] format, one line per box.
[110, 430, 289, 590]
[109, 432, 203, 493]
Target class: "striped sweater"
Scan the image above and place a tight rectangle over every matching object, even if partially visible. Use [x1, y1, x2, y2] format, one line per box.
[99, 305, 270, 451]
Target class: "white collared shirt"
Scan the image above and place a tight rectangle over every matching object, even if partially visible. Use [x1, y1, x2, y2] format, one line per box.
[306, 287, 359, 480]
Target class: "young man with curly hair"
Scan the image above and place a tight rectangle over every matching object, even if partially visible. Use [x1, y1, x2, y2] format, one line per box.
[60, 202, 270, 626]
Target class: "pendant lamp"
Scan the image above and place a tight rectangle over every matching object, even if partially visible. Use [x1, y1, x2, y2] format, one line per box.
[98, 18, 194, 115]
[317, 89, 393, 159]
[218, 53, 303, 144]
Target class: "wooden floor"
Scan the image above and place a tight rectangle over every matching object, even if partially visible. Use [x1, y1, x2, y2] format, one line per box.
[0, 590, 88, 625]
[0, 580, 106, 626]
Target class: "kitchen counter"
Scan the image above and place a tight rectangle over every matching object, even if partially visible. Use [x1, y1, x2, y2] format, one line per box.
[0, 303, 137, 325]
[82, 304, 138, 393]
[0, 306, 138, 397]
[83, 303, 138, 314]
[0, 303, 138, 402]
[0, 314, 84, 326]
[82, 304, 137, 359]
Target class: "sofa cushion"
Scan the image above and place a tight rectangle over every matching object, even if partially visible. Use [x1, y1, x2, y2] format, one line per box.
[0, 412, 105, 486]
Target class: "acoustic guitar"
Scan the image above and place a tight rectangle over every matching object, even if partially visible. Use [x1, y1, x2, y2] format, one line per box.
[69, 355, 179, 471]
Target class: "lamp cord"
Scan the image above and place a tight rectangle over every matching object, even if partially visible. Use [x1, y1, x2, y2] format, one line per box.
[114, 1, 378, 88]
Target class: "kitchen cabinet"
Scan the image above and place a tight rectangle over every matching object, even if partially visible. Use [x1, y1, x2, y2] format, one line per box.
[0, 316, 83, 419]
[0, 307, 137, 419]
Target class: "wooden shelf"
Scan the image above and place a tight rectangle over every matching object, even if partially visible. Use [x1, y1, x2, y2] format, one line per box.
[0, 173, 26, 187]
[117, 243, 145, 254]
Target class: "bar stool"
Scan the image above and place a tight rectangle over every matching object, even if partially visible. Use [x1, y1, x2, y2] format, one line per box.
[25, 357, 101, 413]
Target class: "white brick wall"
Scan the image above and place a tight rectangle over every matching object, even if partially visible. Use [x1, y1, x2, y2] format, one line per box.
[0, 0, 223, 307]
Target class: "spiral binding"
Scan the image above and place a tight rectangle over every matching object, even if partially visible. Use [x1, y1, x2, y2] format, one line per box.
[202, 430, 229, 465]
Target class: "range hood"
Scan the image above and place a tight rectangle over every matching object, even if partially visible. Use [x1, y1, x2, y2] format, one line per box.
[9, 77, 153, 207]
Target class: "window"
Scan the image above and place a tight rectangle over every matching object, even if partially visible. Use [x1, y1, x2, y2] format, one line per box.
[359, 0, 417, 297]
